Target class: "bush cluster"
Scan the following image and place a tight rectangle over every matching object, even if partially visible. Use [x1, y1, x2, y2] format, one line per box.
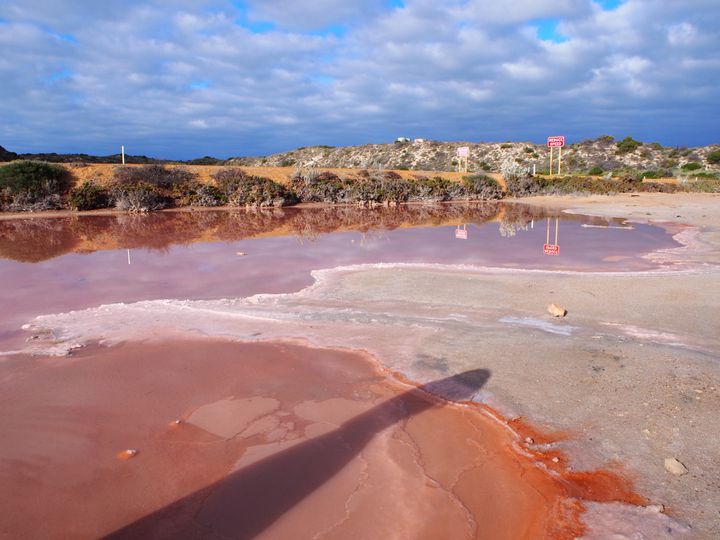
[68, 181, 110, 210]
[707, 150, 720, 165]
[214, 168, 296, 207]
[0, 161, 72, 211]
[615, 137, 642, 154]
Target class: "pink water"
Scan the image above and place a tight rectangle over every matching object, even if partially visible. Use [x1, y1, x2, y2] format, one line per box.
[0, 204, 679, 347]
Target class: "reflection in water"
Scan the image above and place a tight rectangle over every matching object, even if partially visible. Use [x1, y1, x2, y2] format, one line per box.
[0, 204, 503, 263]
[0, 203, 640, 264]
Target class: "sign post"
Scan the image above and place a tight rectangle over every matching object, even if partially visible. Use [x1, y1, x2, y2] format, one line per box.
[457, 146, 469, 173]
[543, 217, 560, 255]
[547, 136, 565, 176]
[455, 224, 468, 240]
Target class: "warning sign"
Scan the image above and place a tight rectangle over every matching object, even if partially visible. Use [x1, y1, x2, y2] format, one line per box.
[543, 244, 560, 255]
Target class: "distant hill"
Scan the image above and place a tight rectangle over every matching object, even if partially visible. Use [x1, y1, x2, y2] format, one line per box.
[2, 138, 718, 174]
[229, 137, 720, 175]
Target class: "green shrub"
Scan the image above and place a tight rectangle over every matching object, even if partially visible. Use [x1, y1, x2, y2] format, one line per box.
[707, 150, 720, 165]
[290, 171, 347, 203]
[681, 162, 702, 171]
[0, 161, 72, 210]
[638, 170, 660, 179]
[500, 143, 513, 149]
[505, 176, 544, 197]
[68, 181, 110, 210]
[214, 168, 295, 207]
[412, 176, 463, 202]
[616, 137, 642, 154]
[187, 184, 227, 206]
[279, 159, 296, 167]
[462, 174, 503, 200]
[588, 166, 603, 176]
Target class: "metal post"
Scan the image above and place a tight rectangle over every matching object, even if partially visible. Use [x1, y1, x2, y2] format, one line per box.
[122, 145, 125, 165]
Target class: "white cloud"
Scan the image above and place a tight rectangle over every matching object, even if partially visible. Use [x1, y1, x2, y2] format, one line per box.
[0, 0, 718, 157]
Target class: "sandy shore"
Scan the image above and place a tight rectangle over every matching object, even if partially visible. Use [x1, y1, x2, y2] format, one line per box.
[4, 192, 719, 538]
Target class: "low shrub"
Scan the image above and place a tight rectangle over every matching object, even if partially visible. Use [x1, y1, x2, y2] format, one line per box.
[412, 176, 463, 201]
[687, 178, 720, 193]
[615, 137, 642, 154]
[462, 174, 503, 200]
[214, 168, 295, 207]
[0, 161, 73, 210]
[68, 181, 110, 210]
[290, 171, 346, 203]
[505, 176, 545, 197]
[681, 162, 702, 171]
[588, 166, 603, 176]
[707, 150, 720, 165]
[188, 184, 227, 207]
[110, 182, 170, 212]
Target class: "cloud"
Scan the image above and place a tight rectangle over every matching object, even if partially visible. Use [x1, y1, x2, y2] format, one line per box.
[0, 0, 718, 158]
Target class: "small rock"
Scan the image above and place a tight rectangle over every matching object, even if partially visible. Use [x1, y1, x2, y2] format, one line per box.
[173, 419, 183, 425]
[236, 252, 246, 256]
[664, 457, 688, 476]
[117, 448, 139, 460]
[524, 436, 534, 444]
[547, 303, 567, 317]
[551, 457, 560, 463]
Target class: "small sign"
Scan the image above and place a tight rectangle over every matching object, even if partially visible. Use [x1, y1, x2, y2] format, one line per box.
[455, 228, 468, 240]
[457, 146, 469, 157]
[547, 136, 565, 148]
[543, 244, 560, 255]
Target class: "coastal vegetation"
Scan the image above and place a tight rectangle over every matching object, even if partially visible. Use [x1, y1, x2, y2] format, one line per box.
[1, 156, 718, 213]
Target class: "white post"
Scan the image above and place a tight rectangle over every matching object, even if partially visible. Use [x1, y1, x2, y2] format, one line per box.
[122, 145, 125, 165]
[533, 163, 536, 176]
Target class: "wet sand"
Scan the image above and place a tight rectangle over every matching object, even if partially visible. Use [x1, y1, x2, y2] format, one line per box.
[1, 339, 600, 540]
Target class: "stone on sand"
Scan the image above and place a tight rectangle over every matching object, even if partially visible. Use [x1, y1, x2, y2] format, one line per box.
[664, 457, 688, 476]
[547, 303, 567, 317]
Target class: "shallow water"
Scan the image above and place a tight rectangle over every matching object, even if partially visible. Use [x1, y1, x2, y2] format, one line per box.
[0, 204, 679, 344]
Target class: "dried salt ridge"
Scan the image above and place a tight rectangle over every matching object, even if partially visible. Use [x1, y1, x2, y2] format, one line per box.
[16, 258, 718, 537]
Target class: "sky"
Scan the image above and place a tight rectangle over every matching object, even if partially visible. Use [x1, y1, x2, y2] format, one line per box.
[1, 0, 718, 159]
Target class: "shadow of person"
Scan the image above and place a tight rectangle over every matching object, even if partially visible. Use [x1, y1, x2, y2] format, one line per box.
[105, 369, 491, 540]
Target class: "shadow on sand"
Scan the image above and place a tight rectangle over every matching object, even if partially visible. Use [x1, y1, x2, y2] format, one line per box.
[104, 369, 491, 539]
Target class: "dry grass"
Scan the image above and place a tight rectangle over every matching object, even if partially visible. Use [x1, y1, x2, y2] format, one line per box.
[52, 163, 502, 188]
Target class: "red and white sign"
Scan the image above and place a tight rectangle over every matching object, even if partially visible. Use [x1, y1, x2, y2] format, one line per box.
[547, 136, 565, 148]
[543, 244, 560, 255]
[455, 228, 468, 240]
[457, 146, 469, 157]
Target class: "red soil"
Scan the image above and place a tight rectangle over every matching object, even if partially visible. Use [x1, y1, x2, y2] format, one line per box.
[0, 339, 642, 539]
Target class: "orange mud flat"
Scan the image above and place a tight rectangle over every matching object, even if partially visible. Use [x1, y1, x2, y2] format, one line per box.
[0, 339, 636, 539]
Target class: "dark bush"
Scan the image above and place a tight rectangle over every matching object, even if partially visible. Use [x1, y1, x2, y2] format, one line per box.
[462, 174, 503, 200]
[588, 166, 603, 176]
[214, 168, 295, 207]
[188, 184, 227, 207]
[638, 170, 660, 179]
[68, 181, 110, 210]
[505, 176, 545, 197]
[616, 137, 642, 154]
[112, 164, 196, 189]
[500, 143, 513, 149]
[0, 161, 73, 210]
[412, 176, 464, 202]
[290, 171, 346, 203]
[707, 150, 720, 165]
[681, 162, 702, 171]
[110, 182, 171, 212]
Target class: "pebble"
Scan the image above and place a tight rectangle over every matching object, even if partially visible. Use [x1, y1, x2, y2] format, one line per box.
[547, 303, 567, 317]
[236, 252, 246, 256]
[524, 437, 534, 444]
[551, 457, 560, 463]
[664, 457, 688, 476]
